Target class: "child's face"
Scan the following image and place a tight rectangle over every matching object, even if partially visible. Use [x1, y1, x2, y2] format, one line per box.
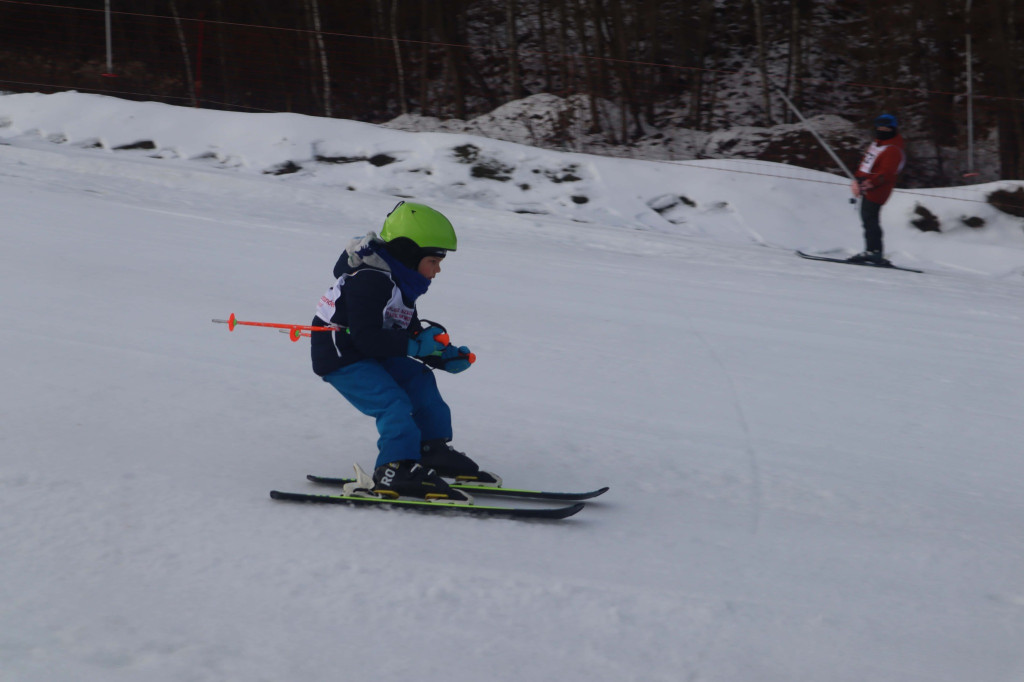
[418, 255, 445, 280]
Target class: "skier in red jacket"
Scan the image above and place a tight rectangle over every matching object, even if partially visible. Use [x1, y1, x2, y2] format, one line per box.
[849, 114, 906, 264]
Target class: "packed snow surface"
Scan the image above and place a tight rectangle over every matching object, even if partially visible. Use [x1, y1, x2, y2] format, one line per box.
[1, 92, 1023, 682]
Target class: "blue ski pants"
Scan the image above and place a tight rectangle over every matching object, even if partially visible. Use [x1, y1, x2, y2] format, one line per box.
[860, 197, 885, 253]
[322, 357, 452, 468]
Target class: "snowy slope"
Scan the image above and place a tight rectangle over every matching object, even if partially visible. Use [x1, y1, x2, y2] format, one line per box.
[1, 93, 1023, 682]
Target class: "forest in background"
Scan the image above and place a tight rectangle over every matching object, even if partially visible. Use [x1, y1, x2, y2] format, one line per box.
[0, 0, 1022, 186]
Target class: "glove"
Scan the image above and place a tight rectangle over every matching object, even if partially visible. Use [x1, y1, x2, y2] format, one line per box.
[437, 344, 476, 374]
[407, 325, 449, 358]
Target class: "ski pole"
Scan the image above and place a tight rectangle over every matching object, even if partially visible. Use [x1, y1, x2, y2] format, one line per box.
[212, 313, 342, 342]
[279, 323, 476, 365]
[772, 84, 859, 204]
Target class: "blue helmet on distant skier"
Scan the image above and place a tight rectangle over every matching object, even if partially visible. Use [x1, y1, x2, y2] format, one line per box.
[874, 114, 899, 130]
[873, 114, 899, 141]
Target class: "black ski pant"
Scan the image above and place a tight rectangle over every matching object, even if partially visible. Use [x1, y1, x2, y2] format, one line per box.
[860, 197, 884, 253]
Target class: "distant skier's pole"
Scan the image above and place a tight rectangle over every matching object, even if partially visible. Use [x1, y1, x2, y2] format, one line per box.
[212, 313, 342, 342]
[773, 85, 858, 203]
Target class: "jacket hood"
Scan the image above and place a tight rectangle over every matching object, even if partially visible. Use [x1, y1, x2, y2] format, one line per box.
[334, 232, 391, 278]
[334, 231, 431, 302]
[347, 232, 391, 270]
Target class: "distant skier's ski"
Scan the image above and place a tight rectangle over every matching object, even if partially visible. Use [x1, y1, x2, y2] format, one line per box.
[269, 490, 585, 520]
[306, 474, 609, 501]
[796, 251, 923, 273]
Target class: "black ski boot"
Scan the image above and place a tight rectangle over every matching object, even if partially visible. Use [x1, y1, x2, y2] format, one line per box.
[372, 461, 471, 502]
[419, 439, 500, 485]
[847, 250, 889, 265]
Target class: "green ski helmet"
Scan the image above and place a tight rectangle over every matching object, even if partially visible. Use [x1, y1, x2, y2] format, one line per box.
[380, 201, 457, 252]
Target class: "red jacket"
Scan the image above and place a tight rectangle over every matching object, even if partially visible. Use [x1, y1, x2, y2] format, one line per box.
[855, 134, 905, 204]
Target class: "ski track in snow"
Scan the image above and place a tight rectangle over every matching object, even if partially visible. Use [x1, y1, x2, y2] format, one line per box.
[685, 322, 764, 536]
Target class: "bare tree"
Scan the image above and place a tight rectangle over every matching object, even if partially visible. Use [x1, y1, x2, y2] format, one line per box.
[571, 0, 602, 136]
[784, 0, 803, 122]
[304, 0, 332, 117]
[377, 0, 407, 115]
[689, 0, 715, 130]
[537, 0, 553, 92]
[986, 0, 1024, 177]
[435, 7, 467, 119]
[751, 0, 773, 126]
[419, 0, 431, 115]
[507, 0, 522, 100]
[557, 0, 571, 95]
[168, 0, 197, 107]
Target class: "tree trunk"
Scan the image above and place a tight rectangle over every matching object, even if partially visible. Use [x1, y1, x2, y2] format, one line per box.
[752, 0, 773, 126]
[212, 0, 234, 108]
[689, 0, 715, 130]
[605, 0, 636, 140]
[537, 0, 552, 92]
[558, 0, 570, 96]
[168, 0, 197, 107]
[437, 9, 466, 118]
[641, 0, 658, 122]
[305, 0, 332, 117]
[784, 0, 802, 123]
[419, 0, 431, 115]
[507, 0, 521, 100]
[988, 0, 1024, 177]
[572, 0, 602, 136]
[388, 0, 407, 115]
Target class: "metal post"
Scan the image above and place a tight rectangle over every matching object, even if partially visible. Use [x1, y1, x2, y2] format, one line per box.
[103, 0, 114, 76]
[195, 12, 205, 107]
[965, 0, 975, 177]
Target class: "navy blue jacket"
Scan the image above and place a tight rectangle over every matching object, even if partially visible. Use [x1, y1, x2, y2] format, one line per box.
[310, 234, 422, 377]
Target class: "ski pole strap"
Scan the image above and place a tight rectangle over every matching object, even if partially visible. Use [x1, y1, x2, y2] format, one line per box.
[416, 319, 450, 347]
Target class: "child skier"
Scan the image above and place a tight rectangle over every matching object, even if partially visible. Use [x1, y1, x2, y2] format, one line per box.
[310, 201, 491, 502]
[849, 113, 906, 264]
